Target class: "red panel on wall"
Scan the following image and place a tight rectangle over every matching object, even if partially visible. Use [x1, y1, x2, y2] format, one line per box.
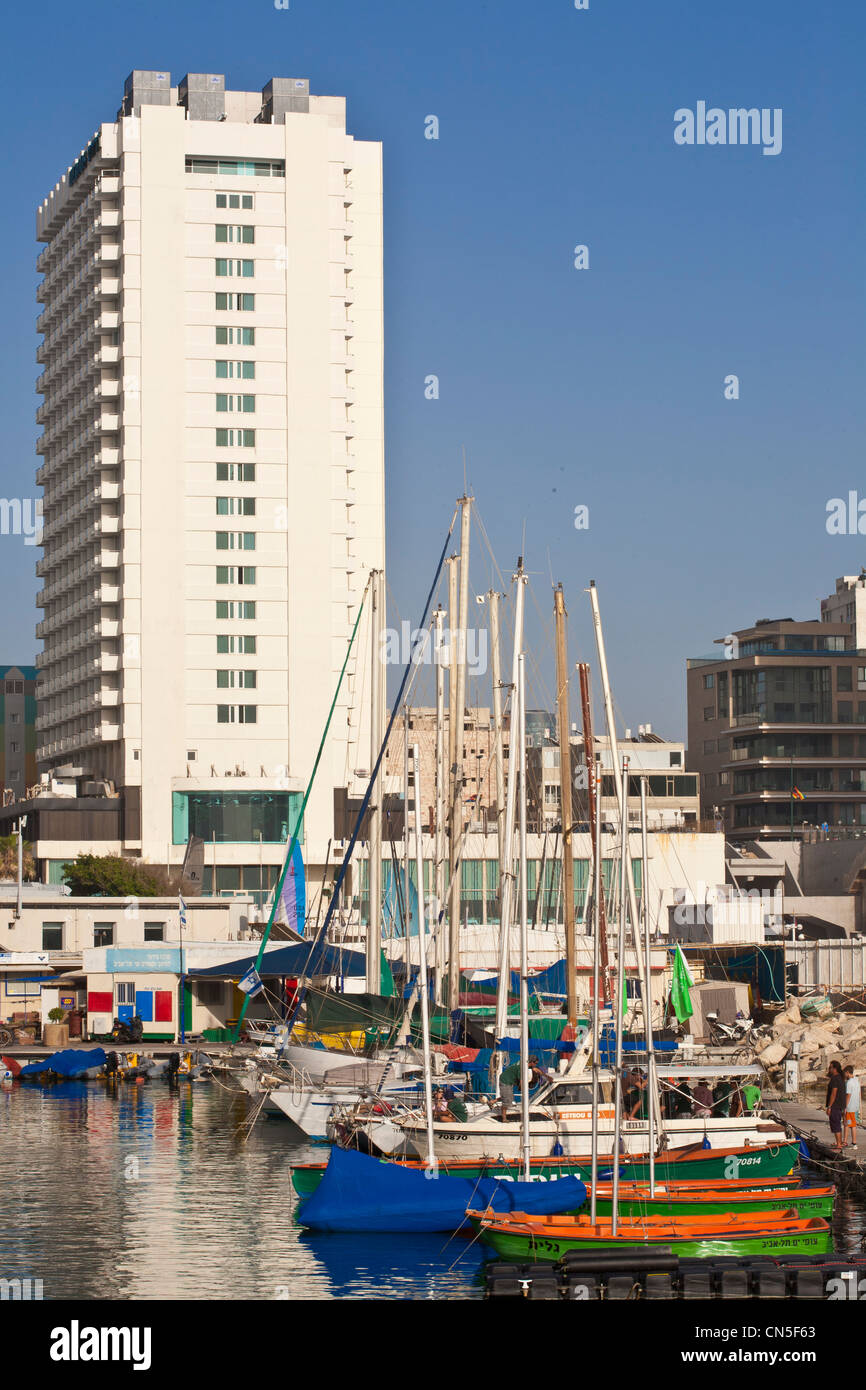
[88, 991, 113, 1013]
[154, 991, 173, 1022]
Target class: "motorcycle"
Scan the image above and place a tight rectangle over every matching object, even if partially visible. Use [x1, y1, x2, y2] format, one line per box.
[110, 1015, 144, 1044]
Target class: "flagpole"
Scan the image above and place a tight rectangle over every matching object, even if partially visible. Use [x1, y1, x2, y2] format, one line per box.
[178, 894, 186, 1045]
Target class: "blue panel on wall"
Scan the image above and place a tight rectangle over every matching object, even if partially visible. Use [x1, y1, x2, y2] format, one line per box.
[136, 990, 154, 1022]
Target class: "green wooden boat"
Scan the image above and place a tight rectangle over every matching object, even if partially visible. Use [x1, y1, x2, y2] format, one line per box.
[290, 1139, 801, 1199]
[589, 1186, 835, 1220]
[472, 1210, 833, 1260]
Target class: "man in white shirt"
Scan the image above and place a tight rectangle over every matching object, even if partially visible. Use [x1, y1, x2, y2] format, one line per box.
[843, 1065, 861, 1149]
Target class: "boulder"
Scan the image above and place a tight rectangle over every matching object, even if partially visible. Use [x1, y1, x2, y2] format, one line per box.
[758, 1040, 789, 1068]
[781, 998, 802, 1025]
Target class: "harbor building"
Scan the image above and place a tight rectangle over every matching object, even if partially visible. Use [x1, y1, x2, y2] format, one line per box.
[687, 573, 866, 841]
[23, 69, 384, 897]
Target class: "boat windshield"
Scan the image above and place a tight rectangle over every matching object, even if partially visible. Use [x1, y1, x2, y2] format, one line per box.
[545, 1083, 593, 1105]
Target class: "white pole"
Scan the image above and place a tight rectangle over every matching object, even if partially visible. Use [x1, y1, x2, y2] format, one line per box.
[588, 580, 663, 1145]
[640, 775, 656, 1195]
[612, 755, 629, 1237]
[413, 742, 436, 1173]
[368, 569, 383, 993]
[590, 782, 601, 1223]
[493, 563, 526, 1068]
[434, 607, 446, 999]
[518, 653, 531, 1182]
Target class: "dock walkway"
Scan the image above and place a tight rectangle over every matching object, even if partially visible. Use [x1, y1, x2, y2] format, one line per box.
[772, 1094, 866, 1193]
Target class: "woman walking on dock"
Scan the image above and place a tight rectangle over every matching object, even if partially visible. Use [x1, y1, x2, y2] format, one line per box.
[826, 1060, 847, 1151]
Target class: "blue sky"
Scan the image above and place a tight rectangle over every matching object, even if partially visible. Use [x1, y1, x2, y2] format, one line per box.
[2, 0, 863, 740]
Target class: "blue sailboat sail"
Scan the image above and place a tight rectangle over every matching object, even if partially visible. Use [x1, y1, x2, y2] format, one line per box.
[278, 840, 306, 936]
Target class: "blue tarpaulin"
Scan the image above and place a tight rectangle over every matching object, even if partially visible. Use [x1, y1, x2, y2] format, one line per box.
[19, 1047, 107, 1079]
[297, 1146, 587, 1233]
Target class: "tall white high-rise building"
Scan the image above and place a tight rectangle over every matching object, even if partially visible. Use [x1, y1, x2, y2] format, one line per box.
[33, 70, 384, 899]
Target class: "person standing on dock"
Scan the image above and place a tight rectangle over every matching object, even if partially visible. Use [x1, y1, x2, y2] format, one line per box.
[843, 1065, 861, 1149]
[826, 1061, 847, 1151]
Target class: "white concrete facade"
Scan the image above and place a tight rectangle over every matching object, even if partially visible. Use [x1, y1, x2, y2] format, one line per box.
[35, 72, 384, 881]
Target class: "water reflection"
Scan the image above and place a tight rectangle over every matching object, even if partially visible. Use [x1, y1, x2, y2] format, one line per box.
[0, 1083, 483, 1301]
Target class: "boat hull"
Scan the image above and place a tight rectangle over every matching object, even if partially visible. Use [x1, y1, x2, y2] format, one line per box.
[475, 1222, 833, 1260]
[290, 1140, 801, 1198]
[589, 1188, 834, 1219]
[472, 1208, 833, 1260]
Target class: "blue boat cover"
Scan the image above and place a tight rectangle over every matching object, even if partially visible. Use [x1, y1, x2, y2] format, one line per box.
[297, 1146, 587, 1233]
[19, 1047, 107, 1079]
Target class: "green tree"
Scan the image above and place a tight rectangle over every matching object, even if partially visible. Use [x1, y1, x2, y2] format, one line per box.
[0, 835, 37, 882]
[61, 854, 163, 898]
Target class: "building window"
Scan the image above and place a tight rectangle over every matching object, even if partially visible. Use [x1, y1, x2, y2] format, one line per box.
[703, 673, 714, 689]
[215, 224, 255, 244]
[215, 429, 255, 447]
[216, 327, 255, 345]
[216, 532, 255, 550]
[173, 789, 298, 844]
[144, 923, 165, 942]
[116, 982, 135, 1005]
[214, 293, 255, 311]
[837, 667, 853, 692]
[216, 192, 255, 209]
[216, 601, 256, 619]
[858, 667, 866, 691]
[42, 922, 63, 950]
[216, 361, 255, 379]
[187, 750, 197, 760]
[215, 394, 255, 413]
[216, 704, 258, 724]
[94, 925, 115, 947]
[215, 259, 254, 278]
[838, 701, 853, 724]
[216, 670, 257, 689]
[9, 741, 19, 753]
[188, 156, 285, 177]
[216, 462, 256, 481]
[669, 751, 682, 766]
[703, 706, 715, 721]
[9, 713, 19, 724]
[217, 635, 257, 653]
[702, 740, 716, 754]
[719, 771, 729, 785]
[216, 566, 256, 585]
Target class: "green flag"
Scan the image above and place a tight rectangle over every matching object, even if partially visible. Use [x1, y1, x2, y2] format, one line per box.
[379, 948, 395, 999]
[670, 943, 694, 1023]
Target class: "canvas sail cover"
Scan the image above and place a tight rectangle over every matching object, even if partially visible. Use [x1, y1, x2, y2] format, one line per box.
[297, 1146, 587, 1233]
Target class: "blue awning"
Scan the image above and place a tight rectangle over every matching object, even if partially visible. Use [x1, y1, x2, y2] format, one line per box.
[188, 940, 366, 979]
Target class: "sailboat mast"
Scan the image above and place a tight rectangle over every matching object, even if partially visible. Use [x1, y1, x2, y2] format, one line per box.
[554, 585, 577, 1027]
[588, 580, 662, 1142]
[612, 754, 630, 1237]
[448, 496, 472, 1011]
[493, 561, 526, 1064]
[412, 742, 436, 1173]
[489, 589, 506, 878]
[433, 605, 446, 999]
[517, 654, 531, 1181]
[403, 702, 411, 984]
[640, 774, 657, 1195]
[590, 787, 602, 1223]
[577, 661, 611, 1003]
[367, 568, 384, 994]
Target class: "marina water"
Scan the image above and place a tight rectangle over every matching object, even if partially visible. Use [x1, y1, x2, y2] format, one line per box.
[0, 1083, 485, 1300]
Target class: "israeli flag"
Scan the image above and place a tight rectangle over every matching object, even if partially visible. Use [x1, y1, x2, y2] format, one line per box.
[179, 894, 187, 928]
[238, 967, 264, 998]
